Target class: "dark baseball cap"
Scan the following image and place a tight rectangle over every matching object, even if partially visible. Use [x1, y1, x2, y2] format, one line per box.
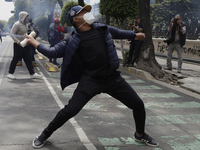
[68, 5, 92, 24]
[134, 15, 140, 19]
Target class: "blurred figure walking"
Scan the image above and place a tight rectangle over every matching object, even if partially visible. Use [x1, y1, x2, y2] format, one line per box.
[49, 18, 67, 65]
[7, 11, 42, 80]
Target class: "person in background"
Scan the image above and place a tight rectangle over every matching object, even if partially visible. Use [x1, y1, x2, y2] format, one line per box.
[27, 5, 158, 149]
[28, 18, 40, 67]
[17, 18, 40, 67]
[164, 14, 186, 73]
[49, 18, 67, 65]
[124, 15, 144, 67]
[7, 11, 42, 80]
[0, 29, 2, 43]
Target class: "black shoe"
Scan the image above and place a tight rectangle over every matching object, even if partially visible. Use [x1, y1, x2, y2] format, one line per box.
[164, 67, 172, 70]
[53, 62, 60, 66]
[32, 132, 49, 149]
[134, 132, 159, 147]
[127, 64, 134, 67]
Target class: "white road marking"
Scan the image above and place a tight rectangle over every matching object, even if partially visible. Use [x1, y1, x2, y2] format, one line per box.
[0, 41, 13, 85]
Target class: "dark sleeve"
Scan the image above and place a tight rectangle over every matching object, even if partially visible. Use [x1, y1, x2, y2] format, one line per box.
[139, 23, 144, 29]
[107, 25, 136, 40]
[60, 26, 67, 33]
[37, 40, 67, 58]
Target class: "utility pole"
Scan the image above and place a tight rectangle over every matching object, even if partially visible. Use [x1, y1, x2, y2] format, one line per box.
[78, 0, 84, 7]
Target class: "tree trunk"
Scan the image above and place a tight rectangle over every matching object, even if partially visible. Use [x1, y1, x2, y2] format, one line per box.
[78, 0, 84, 6]
[106, 16, 110, 25]
[57, 0, 63, 9]
[137, 0, 178, 83]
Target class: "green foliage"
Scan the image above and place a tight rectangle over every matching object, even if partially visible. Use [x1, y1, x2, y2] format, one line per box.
[151, 0, 200, 33]
[0, 20, 7, 30]
[34, 16, 48, 29]
[60, 0, 87, 26]
[155, 0, 163, 3]
[60, 1, 79, 26]
[99, 0, 138, 28]
[13, 0, 29, 20]
[7, 16, 16, 29]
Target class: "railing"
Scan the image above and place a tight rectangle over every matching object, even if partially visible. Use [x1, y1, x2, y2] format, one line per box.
[152, 31, 200, 40]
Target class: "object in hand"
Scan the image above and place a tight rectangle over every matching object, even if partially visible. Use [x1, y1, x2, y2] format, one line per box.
[20, 31, 36, 47]
[173, 18, 179, 23]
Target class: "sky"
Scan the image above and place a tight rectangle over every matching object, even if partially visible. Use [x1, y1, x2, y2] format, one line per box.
[0, 0, 100, 22]
[0, 0, 15, 21]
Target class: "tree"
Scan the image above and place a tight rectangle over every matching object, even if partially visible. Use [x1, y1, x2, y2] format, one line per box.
[78, 0, 84, 6]
[99, 0, 138, 28]
[7, 16, 16, 29]
[0, 20, 7, 31]
[151, 0, 200, 36]
[60, 1, 79, 26]
[34, 16, 48, 40]
[60, 1, 87, 26]
[137, 0, 177, 83]
[99, 0, 138, 60]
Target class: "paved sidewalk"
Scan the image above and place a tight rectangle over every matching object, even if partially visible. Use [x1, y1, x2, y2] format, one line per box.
[116, 50, 200, 96]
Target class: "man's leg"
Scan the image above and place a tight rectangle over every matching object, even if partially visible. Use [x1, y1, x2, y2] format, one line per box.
[105, 75, 158, 146]
[22, 45, 35, 75]
[130, 40, 144, 65]
[175, 43, 183, 72]
[33, 76, 101, 148]
[166, 43, 175, 69]
[105, 76, 145, 134]
[126, 41, 135, 65]
[8, 43, 23, 74]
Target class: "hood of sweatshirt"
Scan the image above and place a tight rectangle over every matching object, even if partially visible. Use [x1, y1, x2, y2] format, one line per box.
[19, 11, 29, 24]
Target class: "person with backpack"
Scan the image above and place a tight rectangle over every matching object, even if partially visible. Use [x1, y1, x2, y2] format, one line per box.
[49, 18, 67, 65]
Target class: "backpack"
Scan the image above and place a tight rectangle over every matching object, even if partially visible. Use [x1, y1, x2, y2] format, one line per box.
[49, 23, 63, 40]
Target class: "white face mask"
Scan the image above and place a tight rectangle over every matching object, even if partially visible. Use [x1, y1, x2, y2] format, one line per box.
[76, 12, 95, 29]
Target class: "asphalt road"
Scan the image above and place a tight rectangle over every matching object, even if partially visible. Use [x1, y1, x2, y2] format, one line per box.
[0, 36, 200, 150]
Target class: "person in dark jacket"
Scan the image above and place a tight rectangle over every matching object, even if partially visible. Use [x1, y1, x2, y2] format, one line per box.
[164, 14, 186, 73]
[125, 15, 144, 67]
[49, 18, 67, 65]
[27, 5, 159, 149]
[0, 29, 2, 43]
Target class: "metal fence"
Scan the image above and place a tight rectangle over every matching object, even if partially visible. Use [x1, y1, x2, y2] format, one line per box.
[152, 30, 200, 40]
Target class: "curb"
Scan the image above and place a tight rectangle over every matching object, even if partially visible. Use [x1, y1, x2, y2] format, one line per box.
[119, 64, 154, 80]
[118, 61, 200, 100]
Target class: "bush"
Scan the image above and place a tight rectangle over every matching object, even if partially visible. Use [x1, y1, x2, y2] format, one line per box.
[60, 1, 79, 26]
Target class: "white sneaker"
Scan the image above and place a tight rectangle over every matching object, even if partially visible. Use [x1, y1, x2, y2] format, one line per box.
[7, 73, 16, 79]
[30, 73, 42, 79]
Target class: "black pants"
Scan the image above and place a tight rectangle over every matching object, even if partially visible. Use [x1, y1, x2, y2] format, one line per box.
[127, 40, 144, 65]
[49, 38, 61, 63]
[43, 74, 146, 136]
[8, 43, 34, 75]
[30, 44, 36, 61]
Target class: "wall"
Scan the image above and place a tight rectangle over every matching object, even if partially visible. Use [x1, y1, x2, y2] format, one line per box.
[113, 39, 200, 61]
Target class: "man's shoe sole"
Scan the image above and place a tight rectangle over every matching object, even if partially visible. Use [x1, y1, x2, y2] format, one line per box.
[32, 138, 44, 149]
[134, 137, 159, 147]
